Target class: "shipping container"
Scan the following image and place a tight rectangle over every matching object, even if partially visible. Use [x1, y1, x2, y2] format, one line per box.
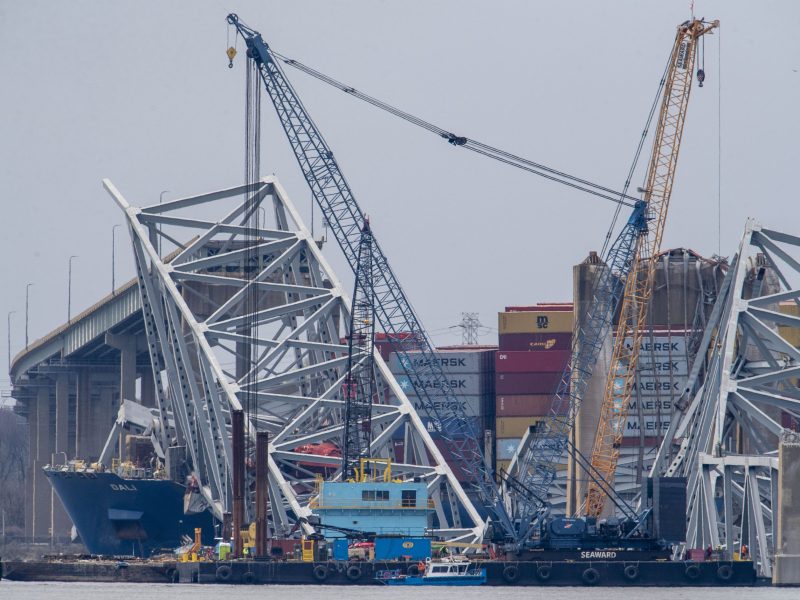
[496, 394, 566, 417]
[495, 350, 571, 373]
[374, 537, 432, 561]
[619, 436, 662, 448]
[498, 332, 572, 352]
[495, 371, 563, 395]
[402, 416, 486, 440]
[505, 303, 573, 312]
[779, 301, 800, 348]
[499, 311, 573, 334]
[389, 348, 495, 375]
[632, 377, 684, 397]
[621, 334, 688, 357]
[496, 416, 543, 438]
[622, 415, 671, 437]
[394, 429, 489, 477]
[636, 356, 689, 377]
[781, 411, 799, 430]
[374, 332, 415, 361]
[627, 397, 673, 414]
[408, 395, 487, 418]
[394, 373, 490, 397]
[432, 439, 483, 483]
[496, 438, 521, 461]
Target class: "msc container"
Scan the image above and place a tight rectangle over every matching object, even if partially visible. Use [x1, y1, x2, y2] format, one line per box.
[496, 437, 522, 461]
[389, 349, 494, 375]
[496, 394, 564, 417]
[495, 350, 571, 373]
[374, 537, 432, 561]
[498, 332, 572, 352]
[499, 311, 573, 335]
[496, 416, 543, 438]
[495, 371, 563, 395]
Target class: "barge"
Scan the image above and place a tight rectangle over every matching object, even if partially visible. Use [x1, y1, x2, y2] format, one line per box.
[2, 556, 758, 586]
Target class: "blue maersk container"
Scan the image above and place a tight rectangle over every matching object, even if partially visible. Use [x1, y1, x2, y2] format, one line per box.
[374, 537, 432, 561]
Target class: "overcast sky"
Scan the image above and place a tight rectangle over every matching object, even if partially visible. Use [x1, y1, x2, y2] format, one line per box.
[1, 0, 798, 388]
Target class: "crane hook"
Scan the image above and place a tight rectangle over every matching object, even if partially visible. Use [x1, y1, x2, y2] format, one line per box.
[696, 68, 705, 87]
[227, 46, 237, 68]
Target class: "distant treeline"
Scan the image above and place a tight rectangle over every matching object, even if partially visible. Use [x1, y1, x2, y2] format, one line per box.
[0, 407, 27, 535]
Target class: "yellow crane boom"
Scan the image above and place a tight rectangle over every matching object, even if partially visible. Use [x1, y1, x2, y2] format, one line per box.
[585, 18, 719, 518]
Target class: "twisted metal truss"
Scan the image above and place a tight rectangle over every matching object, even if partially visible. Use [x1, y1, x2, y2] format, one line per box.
[651, 220, 800, 576]
[104, 176, 482, 540]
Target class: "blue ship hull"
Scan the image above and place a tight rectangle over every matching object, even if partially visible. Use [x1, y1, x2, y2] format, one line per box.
[384, 574, 486, 586]
[46, 469, 215, 557]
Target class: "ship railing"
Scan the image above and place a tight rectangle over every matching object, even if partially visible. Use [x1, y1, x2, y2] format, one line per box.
[309, 499, 435, 510]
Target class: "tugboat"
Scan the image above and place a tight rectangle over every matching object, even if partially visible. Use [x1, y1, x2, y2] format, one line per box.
[375, 558, 487, 586]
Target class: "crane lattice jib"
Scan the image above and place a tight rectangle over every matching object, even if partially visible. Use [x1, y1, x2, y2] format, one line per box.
[342, 220, 377, 480]
[584, 19, 718, 518]
[227, 14, 515, 537]
[512, 201, 647, 541]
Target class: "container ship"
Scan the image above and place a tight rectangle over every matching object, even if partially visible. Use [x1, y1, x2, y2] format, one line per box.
[45, 463, 215, 557]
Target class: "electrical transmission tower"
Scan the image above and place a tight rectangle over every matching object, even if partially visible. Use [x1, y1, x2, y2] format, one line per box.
[459, 312, 481, 345]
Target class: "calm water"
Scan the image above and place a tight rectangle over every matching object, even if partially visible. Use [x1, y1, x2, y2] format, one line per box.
[1, 582, 798, 600]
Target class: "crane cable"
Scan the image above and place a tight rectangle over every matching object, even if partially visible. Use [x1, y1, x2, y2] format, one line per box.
[599, 55, 672, 257]
[269, 49, 639, 208]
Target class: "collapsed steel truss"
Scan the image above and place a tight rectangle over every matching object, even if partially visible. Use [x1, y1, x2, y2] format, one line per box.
[651, 220, 800, 576]
[104, 176, 482, 540]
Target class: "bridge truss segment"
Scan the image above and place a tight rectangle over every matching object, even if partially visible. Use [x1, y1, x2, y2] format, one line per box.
[104, 176, 482, 540]
[651, 220, 800, 577]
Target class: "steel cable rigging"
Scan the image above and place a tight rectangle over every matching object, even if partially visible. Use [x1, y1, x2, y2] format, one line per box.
[269, 50, 639, 208]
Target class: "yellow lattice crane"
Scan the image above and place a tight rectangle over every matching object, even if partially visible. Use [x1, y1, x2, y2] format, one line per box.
[584, 18, 719, 518]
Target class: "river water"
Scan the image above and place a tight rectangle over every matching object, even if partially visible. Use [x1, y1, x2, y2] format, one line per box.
[2, 582, 798, 599]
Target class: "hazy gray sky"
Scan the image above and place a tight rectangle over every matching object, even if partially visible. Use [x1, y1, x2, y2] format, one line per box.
[1, 0, 798, 386]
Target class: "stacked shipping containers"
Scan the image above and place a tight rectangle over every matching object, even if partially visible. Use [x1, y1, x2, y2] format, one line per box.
[495, 304, 573, 475]
[388, 346, 496, 482]
[613, 329, 692, 501]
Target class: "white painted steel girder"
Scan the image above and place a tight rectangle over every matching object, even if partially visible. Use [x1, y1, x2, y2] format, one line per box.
[104, 176, 482, 540]
[652, 219, 800, 576]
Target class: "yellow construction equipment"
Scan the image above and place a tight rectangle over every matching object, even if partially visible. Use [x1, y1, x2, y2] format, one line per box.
[301, 538, 315, 562]
[585, 18, 719, 518]
[180, 527, 205, 562]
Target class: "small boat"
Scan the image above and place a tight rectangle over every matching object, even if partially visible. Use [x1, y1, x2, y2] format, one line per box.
[375, 558, 487, 586]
